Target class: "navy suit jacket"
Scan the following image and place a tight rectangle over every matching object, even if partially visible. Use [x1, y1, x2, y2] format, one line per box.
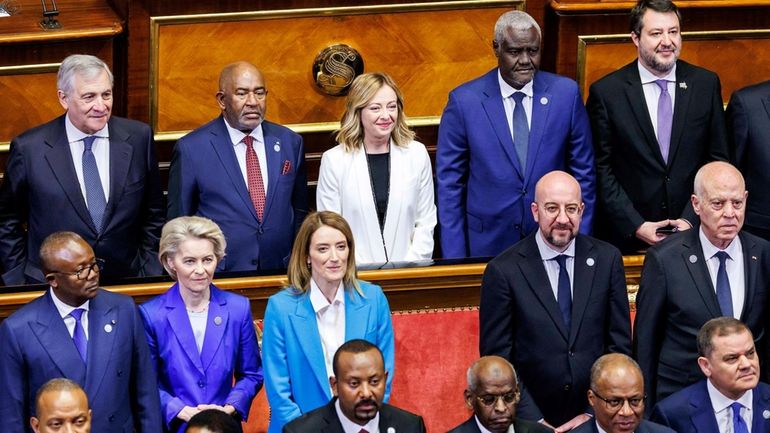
[0, 289, 162, 433]
[572, 419, 676, 433]
[139, 283, 263, 432]
[167, 116, 308, 272]
[0, 115, 165, 284]
[436, 68, 595, 258]
[283, 399, 425, 433]
[446, 415, 553, 433]
[634, 229, 770, 406]
[651, 380, 770, 433]
[480, 233, 632, 425]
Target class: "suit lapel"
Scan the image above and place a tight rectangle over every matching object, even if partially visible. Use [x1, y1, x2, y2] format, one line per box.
[102, 120, 134, 233]
[570, 236, 597, 344]
[321, 401, 346, 433]
[166, 284, 205, 373]
[481, 72, 523, 178]
[210, 117, 259, 222]
[344, 289, 371, 341]
[621, 64, 664, 166]
[690, 382, 720, 433]
[526, 74, 551, 182]
[32, 293, 87, 384]
[289, 294, 332, 398]
[752, 384, 770, 433]
[762, 93, 770, 121]
[200, 287, 228, 372]
[518, 236, 569, 340]
[261, 123, 282, 220]
[84, 291, 119, 398]
[740, 232, 760, 322]
[670, 61, 693, 167]
[682, 231, 722, 317]
[382, 144, 405, 260]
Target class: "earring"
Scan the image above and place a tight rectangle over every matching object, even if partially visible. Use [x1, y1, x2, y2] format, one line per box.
[306, 262, 311, 270]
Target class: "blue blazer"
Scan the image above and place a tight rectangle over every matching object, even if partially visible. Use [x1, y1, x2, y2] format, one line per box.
[651, 380, 770, 433]
[0, 289, 162, 433]
[167, 117, 308, 272]
[262, 280, 395, 433]
[436, 68, 595, 258]
[572, 419, 676, 433]
[139, 283, 263, 432]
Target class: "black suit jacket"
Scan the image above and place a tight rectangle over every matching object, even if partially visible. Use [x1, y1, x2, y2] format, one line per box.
[0, 115, 165, 284]
[446, 415, 553, 433]
[572, 419, 676, 433]
[282, 399, 426, 433]
[727, 80, 770, 235]
[480, 233, 632, 426]
[634, 229, 770, 406]
[587, 60, 728, 252]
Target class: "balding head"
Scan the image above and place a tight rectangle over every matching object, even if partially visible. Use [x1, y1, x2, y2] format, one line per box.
[464, 356, 519, 433]
[691, 161, 747, 249]
[588, 354, 645, 433]
[216, 61, 266, 132]
[31, 379, 91, 433]
[531, 171, 584, 251]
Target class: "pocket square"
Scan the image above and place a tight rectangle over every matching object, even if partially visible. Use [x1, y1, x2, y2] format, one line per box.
[281, 160, 292, 175]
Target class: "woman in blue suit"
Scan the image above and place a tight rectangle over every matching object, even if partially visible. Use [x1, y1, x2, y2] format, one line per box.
[140, 216, 263, 432]
[262, 211, 395, 433]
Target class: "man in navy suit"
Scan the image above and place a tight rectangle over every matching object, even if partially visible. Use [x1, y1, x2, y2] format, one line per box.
[651, 317, 770, 433]
[571, 354, 675, 433]
[436, 10, 595, 259]
[167, 61, 308, 273]
[0, 54, 165, 285]
[0, 231, 162, 433]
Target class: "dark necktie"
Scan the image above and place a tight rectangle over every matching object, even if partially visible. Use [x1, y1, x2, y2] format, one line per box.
[82, 136, 106, 232]
[243, 135, 266, 220]
[715, 251, 734, 317]
[731, 402, 750, 433]
[511, 91, 529, 172]
[655, 79, 672, 163]
[553, 254, 572, 330]
[69, 308, 87, 363]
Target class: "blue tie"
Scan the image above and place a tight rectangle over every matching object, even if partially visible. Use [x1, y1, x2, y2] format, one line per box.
[69, 308, 87, 363]
[512, 92, 529, 172]
[554, 255, 572, 330]
[731, 402, 750, 433]
[82, 136, 106, 232]
[715, 251, 734, 317]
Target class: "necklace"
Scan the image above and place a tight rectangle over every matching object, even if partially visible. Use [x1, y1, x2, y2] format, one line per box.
[186, 300, 210, 314]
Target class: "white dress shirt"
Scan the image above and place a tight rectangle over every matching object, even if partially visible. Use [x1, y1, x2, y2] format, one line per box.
[535, 230, 576, 299]
[223, 118, 269, 193]
[335, 398, 380, 433]
[700, 228, 745, 319]
[707, 379, 753, 433]
[50, 288, 90, 339]
[474, 415, 515, 433]
[187, 309, 208, 353]
[637, 61, 677, 139]
[309, 279, 346, 384]
[498, 70, 534, 143]
[65, 115, 111, 202]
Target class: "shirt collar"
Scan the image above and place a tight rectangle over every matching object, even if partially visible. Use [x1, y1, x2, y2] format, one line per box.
[309, 279, 345, 314]
[699, 226, 742, 260]
[335, 398, 379, 433]
[222, 117, 264, 147]
[637, 60, 677, 85]
[706, 378, 753, 414]
[49, 288, 90, 319]
[535, 229, 576, 261]
[64, 114, 109, 143]
[473, 415, 515, 433]
[498, 69, 534, 99]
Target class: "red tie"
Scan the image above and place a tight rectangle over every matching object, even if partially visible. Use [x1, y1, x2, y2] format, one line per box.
[243, 135, 265, 220]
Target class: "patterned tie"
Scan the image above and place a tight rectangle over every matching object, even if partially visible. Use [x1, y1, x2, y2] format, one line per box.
[511, 91, 529, 172]
[655, 79, 673, 163]
[731, 402, 750, 433]
[69, 308, 87, 363]
[715, 251, 734, 317]
[553, 255, 572, 330]
[82, 136, 107, 232]
[243, 135, 266, 220]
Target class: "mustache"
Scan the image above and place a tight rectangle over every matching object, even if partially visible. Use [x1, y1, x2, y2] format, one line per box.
[356, 399, 379, 409]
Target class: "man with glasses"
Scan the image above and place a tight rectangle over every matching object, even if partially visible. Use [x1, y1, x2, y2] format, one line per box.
[650, 317, 770, 433]
[447, 356, 552, 433]
[0, 231, 161, 433]
[572, 354, 674, 433]
[167, 61, 308, 273]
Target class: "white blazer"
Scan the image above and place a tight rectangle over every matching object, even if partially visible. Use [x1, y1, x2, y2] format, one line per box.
[316, 140, 437, 264]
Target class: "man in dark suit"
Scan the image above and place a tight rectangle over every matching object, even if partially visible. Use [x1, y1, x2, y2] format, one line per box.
[0, 231, 161, 433]
[651, 317, 770, 433]
[480, 171, 632, 429]
[0, 54, 165, 285]
[727, 80, 770, 241]
[587, 0, 728, 254]
[167, 61, 308, 273]
[283, 339, 425, 433]
[30, 379, 91, 433]
[436, 10, 595, 259]
[571, 354, 675, 433]
[447, 356, 553, 433]
[634, 161, 770, 407]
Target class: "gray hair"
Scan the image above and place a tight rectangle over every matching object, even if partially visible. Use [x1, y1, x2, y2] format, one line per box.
[57, 54, 114, 96]
[159, 216, 227, 279]
[494, 10, 542, 44]
[466, 356, 518, 391]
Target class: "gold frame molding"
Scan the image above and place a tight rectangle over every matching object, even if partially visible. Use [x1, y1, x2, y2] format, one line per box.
[0, 62, 61, 151]
[148, 0, 523, 142]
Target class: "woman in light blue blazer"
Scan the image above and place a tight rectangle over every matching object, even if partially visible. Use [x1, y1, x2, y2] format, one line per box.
[262, 211, 395, 433]
[140, 216, 263, 432]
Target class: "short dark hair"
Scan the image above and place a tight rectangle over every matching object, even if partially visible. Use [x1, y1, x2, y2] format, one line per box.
[332, 339, 383, 378]
[39, 231, 86, 274]
[185, 409, 242, 433]
[629, 0, 681, 35]
[697, 317, 752, 358]
[35, 378, 88, 415]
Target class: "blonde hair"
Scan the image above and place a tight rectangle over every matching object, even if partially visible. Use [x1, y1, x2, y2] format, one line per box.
[286, 211, 360, 294]
[335, 72, 415, 153]
[159, 216, 226, 279]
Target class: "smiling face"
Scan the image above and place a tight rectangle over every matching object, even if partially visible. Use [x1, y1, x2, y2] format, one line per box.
[217, 63, 266, 132]
[167, 237, 218, 296]
[360, 84, 398, 145]
[494, 26, 541, 89]
[58, 69, 112, 135]
[632, 10, 681, 77]
[308, 225, 349, 291]
[698, 330, 759, 400]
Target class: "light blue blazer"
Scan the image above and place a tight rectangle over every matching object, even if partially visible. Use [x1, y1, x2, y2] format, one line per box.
[262, 280, 395, 433]
[139, 283, 263, 432]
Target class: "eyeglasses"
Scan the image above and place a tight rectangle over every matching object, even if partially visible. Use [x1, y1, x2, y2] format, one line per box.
[473, 391, 518, 407]
[50, 258, 105, 280]
[233, 89, 268, 101]
[590, 388, 646, 410]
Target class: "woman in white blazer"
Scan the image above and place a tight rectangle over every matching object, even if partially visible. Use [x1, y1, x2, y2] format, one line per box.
[317, 72, 437, 264]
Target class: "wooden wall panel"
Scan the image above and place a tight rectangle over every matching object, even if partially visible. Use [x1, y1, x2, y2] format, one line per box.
[0, 66, 62, 144]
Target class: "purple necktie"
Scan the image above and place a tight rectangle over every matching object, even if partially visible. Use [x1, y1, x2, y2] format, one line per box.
[69, 308, 87, 363]
[655, 79, 672, 163]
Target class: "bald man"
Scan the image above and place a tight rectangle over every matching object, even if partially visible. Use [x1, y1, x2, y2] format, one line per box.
[480, 170, 631, 429]
[635, 161, 770, 407]
[167, 61, 308, 273]
[31, 378, 91, 433]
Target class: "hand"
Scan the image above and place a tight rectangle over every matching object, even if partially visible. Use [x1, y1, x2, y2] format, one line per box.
[196, 404, 237, 416]
[177, 406, 201, 422]
[554, 414, 592, 433]
[539, 419, 556, 430]
[670, 218, 692, 231]
[635, 220, 673, 245]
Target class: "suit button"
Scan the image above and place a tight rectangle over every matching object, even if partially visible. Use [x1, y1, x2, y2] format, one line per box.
[258, 227, 264, 234]
[109, 415, 115, 422]
[665, 176, 671, 182]
[568, 351, 574, 357]
[521, 189, 526, 195]
[564, 384, 571, 391]
[198, 380, 205, 388]
[251, 259, 258, 265]
[514, 225, 520, 230]
[117, 370, 123, 377]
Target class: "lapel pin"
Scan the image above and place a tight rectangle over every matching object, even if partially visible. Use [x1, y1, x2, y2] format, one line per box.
[586, 258, 595, 267]
[214, 316, 222, 326]
[540, 97, 548, 105]
[274, 142, 281, 152]
[763, 410, 770, 419]
[111, 319, 116, 325]
[387, 428, 396, 433]
[104, 324, 113, 333]
[679, 82, 687, 90]
[752, 256, 758, 261]
[689, 255, 698, 263]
